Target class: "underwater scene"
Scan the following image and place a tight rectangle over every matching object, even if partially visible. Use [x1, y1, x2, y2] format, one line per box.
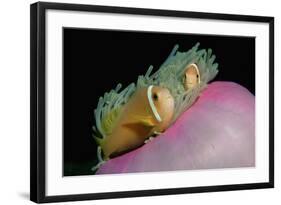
[63, 28, 255, 176]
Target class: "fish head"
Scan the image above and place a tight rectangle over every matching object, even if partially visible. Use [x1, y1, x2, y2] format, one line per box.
[184, 63, 201, 90]
[148, 85, 175, 127]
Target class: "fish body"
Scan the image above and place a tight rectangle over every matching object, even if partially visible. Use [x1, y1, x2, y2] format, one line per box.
[99, 85, 174, 159]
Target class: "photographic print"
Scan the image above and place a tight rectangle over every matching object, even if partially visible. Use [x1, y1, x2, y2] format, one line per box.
[30, 2, 273, 203]
[63, 29, 255, 176]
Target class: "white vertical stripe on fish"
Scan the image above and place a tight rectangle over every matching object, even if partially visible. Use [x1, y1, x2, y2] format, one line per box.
[147, 85, 162, 122]
[188, 63, 201, 84]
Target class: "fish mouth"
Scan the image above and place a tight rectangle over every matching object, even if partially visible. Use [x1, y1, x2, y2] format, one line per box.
[186, 81, 193, 84]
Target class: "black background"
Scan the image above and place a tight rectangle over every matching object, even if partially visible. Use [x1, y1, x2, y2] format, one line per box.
[63, 28, 255, 176]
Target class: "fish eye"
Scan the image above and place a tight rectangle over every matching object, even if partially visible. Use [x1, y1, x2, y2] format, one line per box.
[153, 93, 158, 101]
[196, 74, 199, 78]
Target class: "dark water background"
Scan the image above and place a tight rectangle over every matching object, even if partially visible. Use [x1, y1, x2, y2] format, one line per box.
[63, 28, 255, 176]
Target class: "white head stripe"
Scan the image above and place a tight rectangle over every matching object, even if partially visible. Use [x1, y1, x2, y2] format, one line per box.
[188, 63, 201, 84]
[147, 85, 162, 122]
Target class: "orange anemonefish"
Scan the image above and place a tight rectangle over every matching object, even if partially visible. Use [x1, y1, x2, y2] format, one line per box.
[99, 85, 174, 159]
[184, 63, 201, 90]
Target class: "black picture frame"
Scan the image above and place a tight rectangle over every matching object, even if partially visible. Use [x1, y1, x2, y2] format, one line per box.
[30, 2, 274, 203]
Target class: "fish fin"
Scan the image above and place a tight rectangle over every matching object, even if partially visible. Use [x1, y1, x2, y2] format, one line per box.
[138, 118, 156, 127]
[122, 116, 156, 131]
[129, 115, 156, 127]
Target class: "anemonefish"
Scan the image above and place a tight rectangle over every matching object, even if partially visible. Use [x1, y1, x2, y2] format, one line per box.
[184, 63, 201, 90]
[98, 85, 174, 159]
